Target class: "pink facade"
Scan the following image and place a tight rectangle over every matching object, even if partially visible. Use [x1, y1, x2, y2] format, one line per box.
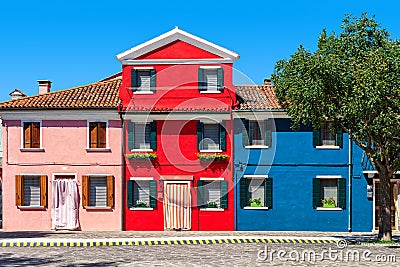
[2, 117, 122, 230]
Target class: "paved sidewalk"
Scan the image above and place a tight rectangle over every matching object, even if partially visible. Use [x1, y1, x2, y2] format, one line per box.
[0, 230, 397, 247]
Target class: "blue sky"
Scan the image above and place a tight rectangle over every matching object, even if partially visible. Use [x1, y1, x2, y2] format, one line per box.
[0, 0, 399, 102]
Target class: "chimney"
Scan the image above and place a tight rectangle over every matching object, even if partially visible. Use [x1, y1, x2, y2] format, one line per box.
[9, 89, 27, 100]
[37, 80, 52, 94]
[264, 78, 272, 86]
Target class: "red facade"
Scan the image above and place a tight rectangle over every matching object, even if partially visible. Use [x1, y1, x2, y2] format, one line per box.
[118, 28, 239, 230]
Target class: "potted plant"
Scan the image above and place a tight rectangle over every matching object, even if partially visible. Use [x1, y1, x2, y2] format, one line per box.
[321, 197, 336, 208]
[197, 153, 229, 161]
[249, 198, 263, 207]
[135, 200, 149, 208]
[126, 152, 157, 161]
[207, 200, 219, 208]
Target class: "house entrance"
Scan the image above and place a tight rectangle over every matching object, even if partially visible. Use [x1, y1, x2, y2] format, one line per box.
[163, 182, 191, 230]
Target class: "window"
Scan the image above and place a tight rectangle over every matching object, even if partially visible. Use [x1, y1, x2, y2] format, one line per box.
[240, 177, 272, 208]
[198, 67, 224, 92]
[23, 122, 40, 148]
[197, 122, 226, 151]
[313, 122, 343, 148]
[128, 122, 157, 151]
[312, 178, 346, 209]
[82, 176, 114, 208]
[127, 180, 157, 209]
[131, 69, 156, 93]
[197, 180, 228, 209]
[89, 122, 107, 148]
[15, 175, 47, 207]
[241, 119, 272, 147]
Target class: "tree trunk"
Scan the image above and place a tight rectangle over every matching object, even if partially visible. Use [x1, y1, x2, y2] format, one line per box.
[378, 169, 393, 241]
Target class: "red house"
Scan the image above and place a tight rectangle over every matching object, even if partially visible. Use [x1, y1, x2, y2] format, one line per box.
[117, 27, 239, 230]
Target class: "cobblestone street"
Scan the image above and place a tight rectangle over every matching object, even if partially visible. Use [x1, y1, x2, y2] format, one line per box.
[0, 241, 399, 266]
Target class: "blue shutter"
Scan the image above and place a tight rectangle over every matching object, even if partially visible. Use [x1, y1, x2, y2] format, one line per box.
[149, 180, 157, 208]
[312, 129, 321, 147]
[128, 122, 134, 150]
[217, 68, 224, 91]
[150, 121, 157, 150]
[265, 119, 272, 147]
[150, 69, 156, 93]
[338, 178, 346, 209]
[312, 178, 321, 208]
[220, 180, 228, 209]
[131, 69, 137, 92]
[127, 180, 134, 208]
[197, 122, 204, 151]
[265, 178, 273, 208]
[240, 178, 247, 208]
[336, 129, 343, 148]
[198, 68, 205, 91]
[220, 122, 226, 151]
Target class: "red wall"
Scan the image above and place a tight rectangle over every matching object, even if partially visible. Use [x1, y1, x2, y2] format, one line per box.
[120, 39, 236, 231]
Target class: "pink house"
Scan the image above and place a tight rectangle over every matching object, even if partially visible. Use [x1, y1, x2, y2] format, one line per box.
[0, 76, 123, 230]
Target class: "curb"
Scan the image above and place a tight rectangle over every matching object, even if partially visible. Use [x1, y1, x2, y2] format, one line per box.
[0, 237, 338, 247]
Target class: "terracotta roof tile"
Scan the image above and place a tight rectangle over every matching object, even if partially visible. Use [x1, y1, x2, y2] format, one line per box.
[235, 85, 281, 110]
[0, 74, 121, 110]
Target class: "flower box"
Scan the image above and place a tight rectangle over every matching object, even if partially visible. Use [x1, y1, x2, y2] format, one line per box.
[126, 152, 157, 161]
[207, 201, 219, 208]
[197, 153, 229, 161]
[322, 203, 336, 208]
[250, 203, 263, 207]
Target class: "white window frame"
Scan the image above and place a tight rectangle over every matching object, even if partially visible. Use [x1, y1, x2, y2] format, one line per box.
[315, 175, 343, 211]
[316, 122, 340, 150]
[243, 175, 269, 210]
[86, 120, 110, 152]
[130, 177, 154, 210]
[18, 174, 42, 208]
[130, 122, 153, 152]
[245, 120, 269, 149]
[200, 179, 224, 211]
[20, 120, 44, 151]
[199, 122, 222, 153]
[199, 66, 222, 94]
[133, 68, 154, 95]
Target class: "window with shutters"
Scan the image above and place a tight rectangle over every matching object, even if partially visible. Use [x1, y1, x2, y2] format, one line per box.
[242, 119, 272, 148]
[15, 175, 47, 208]
[23, 122, 41, 149]
[89, 122, 107, 149]
[197, 122, 226, 152]
[131, 69, 156, 94]
[312, 177, 346, 210]
[313, 121, 343, 149]
[128, 122, 157, 151]
[82, 175, 114, 208]
[198, 67, 224, 93]
[127, 179, 157, 209]
[240, 177, 272, 209]
[198, 180, 228, 210]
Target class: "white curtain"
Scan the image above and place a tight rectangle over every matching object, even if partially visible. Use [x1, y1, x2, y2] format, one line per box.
[51, 179, 80, 230]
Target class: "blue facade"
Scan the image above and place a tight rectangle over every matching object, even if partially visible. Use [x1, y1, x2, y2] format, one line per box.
[234, 117, 373, 232]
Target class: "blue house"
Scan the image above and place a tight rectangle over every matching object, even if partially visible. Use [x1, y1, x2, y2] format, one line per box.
[233, 84, 373, 232]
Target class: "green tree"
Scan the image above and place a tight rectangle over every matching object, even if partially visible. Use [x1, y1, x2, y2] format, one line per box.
[272, 14, 400, 241]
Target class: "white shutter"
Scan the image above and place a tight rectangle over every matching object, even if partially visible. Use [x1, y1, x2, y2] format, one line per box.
[205, 70, 218, 92]
[204, 181, 221, 206]
[23, 176, 41, 206]
[133, 181, 150, 205]
[138, 71, 151, 91]
[248, 179, 265, 206]
[134, 123, 151, 149]
[89, 177, 107, 207]
[203, 124, 220, 150]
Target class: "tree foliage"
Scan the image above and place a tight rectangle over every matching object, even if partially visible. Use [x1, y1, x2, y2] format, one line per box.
[272, 13, 400, 240]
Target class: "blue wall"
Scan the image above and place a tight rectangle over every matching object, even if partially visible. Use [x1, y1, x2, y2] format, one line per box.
[234, 117, 373, 232]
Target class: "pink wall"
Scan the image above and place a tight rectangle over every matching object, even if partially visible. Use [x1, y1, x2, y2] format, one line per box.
[2, 119, 123, 231]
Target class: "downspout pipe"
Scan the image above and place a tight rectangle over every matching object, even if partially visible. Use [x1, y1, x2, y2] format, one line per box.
[348, 133, 353, 232]
[119, 106, 126, 231]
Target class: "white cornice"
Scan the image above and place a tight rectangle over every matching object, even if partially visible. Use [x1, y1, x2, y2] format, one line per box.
[116, 27, 239, 62]
[121, 58, 234, 65]
[232, 111, 289, 119]
[1, 110, 120, 121]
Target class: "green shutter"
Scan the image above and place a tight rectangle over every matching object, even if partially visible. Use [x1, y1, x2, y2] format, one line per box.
[150, 121, 157, 150]
[127, 180, 134, 208]
[217, 68, 224, 91]
[338, 178, 346, 209]
[197, 122, 204, 151]
[265, 178, 273, 208]
[336, 129, 343, 148]
[241, 119, 249, 147]
[220, 180, 228, 209]
[312, 178, 321, 208]
[265, 119, 272, 147]
[150, 69, 156, 93]
[128, 122, 134, 150]
[131, 69, 137, 92]
[240, 178, 247, 208]
[220, 122, 226, 151]
[149, 180, 157, 208]
[198, 68, 205, 91]
[197, 180, 205, 208]
[312, 129, 321, 147]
